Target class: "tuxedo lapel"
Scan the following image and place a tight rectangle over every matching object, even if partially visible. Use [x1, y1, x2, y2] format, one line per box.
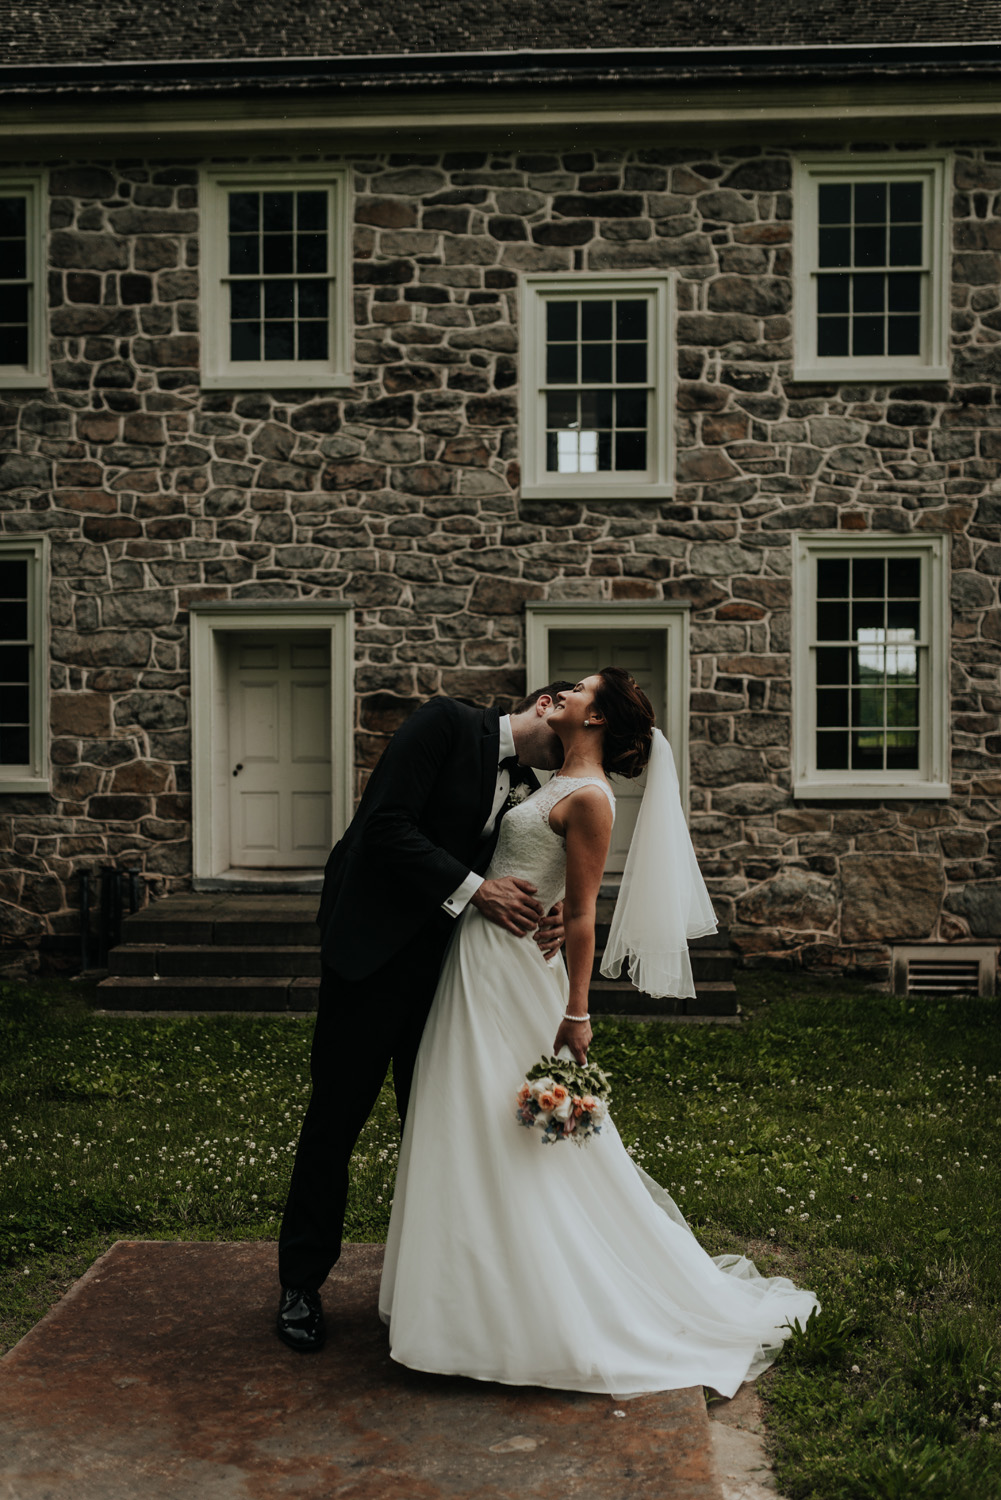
[476, 706, 502, 832]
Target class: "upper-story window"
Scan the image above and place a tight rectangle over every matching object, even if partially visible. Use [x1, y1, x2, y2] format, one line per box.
[0, 536, 48, 793]
[793, 155, 949, 383]
[792, 533, 949, 800]
[520, 273, 674, 501]
[201, 165, 351, 389]
[0, 175, 46, 390]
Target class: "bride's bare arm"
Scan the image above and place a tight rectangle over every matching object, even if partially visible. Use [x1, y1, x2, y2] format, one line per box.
[549, 787, 613, 1063]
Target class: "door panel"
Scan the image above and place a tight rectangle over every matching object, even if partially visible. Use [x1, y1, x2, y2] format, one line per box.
[227, 632, 331, 868]
[290, 680, 331, 762]
[548, 629, 666, 874]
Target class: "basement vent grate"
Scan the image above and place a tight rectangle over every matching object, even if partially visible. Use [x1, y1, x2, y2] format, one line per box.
[906, 960, 981, 995]
[892, 946, 997, 999]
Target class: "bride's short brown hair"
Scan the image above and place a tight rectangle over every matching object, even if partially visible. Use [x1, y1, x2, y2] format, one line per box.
[593, 667, 655, 779]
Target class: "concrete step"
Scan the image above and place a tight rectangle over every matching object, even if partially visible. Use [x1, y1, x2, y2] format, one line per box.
[107, 944, 321, 979]
[96, 975, 317, 1011]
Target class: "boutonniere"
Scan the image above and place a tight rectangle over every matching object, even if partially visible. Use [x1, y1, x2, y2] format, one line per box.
[505, 781, 531, 810]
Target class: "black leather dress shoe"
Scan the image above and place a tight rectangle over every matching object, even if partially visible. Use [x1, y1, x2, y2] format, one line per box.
[276, 1287, 326, 1352]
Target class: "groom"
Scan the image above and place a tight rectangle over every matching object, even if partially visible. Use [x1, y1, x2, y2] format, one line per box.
[276, 681, 573, 1351]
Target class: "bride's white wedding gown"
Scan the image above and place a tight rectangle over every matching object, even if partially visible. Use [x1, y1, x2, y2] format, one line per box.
[379, 776, 819, 1396]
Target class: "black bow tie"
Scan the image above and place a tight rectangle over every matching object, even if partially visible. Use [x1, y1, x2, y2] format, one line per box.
[499, 755, 521, 775]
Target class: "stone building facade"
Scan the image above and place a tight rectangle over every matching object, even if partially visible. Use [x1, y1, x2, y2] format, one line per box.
[0, 33, 999, 984]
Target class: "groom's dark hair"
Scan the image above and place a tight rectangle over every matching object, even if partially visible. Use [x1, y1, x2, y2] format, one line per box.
[511, 681, 575, 714]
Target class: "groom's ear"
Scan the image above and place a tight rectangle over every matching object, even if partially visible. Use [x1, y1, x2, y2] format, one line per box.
[534, 694, 555, 715]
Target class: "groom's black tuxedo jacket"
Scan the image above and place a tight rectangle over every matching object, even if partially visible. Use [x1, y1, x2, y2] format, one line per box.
[316, 698, 538, 983]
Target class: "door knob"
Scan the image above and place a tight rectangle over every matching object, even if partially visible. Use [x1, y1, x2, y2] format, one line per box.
[232, 763, 243, 777]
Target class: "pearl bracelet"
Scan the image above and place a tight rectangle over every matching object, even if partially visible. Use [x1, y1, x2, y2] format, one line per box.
[562, 1011, 590, 1023]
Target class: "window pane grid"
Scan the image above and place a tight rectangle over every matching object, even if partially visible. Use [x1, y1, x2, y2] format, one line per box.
[226, 188, 332, 364]
[0, 193, 31, 368]
[0, 556, 30, 766]
[813, 555, 923, 773]
[815, 178, 925, 360]
[543, 296, 650, 475]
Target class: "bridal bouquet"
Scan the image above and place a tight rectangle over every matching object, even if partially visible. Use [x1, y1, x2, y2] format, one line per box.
[514, 1051, 611, 1147]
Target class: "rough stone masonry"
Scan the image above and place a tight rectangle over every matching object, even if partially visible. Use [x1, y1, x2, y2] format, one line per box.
[0, 143, 998, 976]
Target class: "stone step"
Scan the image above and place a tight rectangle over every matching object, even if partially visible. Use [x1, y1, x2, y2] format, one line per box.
[120, 894, 318, 948]
[593, 920, 732, 950]
[96, 975, 317, 1012]
[588, 978, 739, 1018]
[97, 971, 738, 1018]
[107, 939, 728, 986]
[107, 944, 321, 978]
[591, 949, 733, 981]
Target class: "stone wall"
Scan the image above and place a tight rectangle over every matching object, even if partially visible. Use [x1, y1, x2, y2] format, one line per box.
[0, 142, 998, 975]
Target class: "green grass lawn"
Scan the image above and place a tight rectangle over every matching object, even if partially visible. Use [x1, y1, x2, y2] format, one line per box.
[1, 972, 999, 1500]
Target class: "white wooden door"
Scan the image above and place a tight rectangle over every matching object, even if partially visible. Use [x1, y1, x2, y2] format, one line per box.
[227, 633, 331, 868]
[548, 630, 666, 874]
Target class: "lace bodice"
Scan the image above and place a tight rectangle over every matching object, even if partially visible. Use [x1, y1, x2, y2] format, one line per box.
[485, 777, 615, 915]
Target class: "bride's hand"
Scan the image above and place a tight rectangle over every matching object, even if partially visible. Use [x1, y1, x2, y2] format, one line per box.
[552, 1017, 592, 1064]
[534, 902, 564, 960]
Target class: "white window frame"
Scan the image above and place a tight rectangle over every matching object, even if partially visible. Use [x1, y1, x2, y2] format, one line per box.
[520, 272, 675, 501]
[0, 534, 49, 793]
[792, 532, 949, 801]
[525, 601, 691, 812]
[793, 153, 949, 384]
[0, 173, 47, 390]
[200, 164, 352, 390]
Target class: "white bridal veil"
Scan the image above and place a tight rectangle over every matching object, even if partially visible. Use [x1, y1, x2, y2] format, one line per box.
[600, 728, 718, 999]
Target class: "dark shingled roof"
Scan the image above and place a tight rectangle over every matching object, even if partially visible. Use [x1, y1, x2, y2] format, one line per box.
[3, 0, 1001, 65]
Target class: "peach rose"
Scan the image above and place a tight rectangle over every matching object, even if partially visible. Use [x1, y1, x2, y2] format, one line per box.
[537, 1091, 557, 1111]
[551, 1084, 570, 1103]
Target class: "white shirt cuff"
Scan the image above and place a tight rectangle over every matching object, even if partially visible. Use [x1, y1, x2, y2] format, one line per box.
[442, 871, 484, 918]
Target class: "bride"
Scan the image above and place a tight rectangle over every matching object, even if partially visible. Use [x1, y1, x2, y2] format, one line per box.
[379, 668, 819, 1396]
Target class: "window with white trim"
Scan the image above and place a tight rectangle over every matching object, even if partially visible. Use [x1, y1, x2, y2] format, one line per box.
[792, 533, 949, 800]
[0, 175, 46, 389]
[793, 155, 949, 383]
[520, 273, 674, 500]
[201, 166, 352, 389]
[0, 535, 48, 792]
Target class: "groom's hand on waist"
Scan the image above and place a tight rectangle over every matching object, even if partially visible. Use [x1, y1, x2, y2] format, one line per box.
[471, 877, 544, 936]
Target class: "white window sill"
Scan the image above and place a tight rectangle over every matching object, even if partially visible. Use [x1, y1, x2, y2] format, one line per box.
[792, 364, 949, 385]
[0, 776, 50, 794]
[201, 371, 354, 391]
[521, 480, 674, 502]
[794, 779, 951, 801]
[0, 373, 48, 389]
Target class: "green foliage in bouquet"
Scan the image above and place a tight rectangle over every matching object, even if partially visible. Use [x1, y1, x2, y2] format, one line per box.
[525, 1054, 612, 1103]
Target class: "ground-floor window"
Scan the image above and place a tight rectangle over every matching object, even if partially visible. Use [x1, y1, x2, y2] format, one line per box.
[0, 534, 48, 792]
[792, 532, 949, 799]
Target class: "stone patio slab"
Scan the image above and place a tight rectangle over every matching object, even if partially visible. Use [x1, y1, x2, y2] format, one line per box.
[0, 1240, 724, 1500]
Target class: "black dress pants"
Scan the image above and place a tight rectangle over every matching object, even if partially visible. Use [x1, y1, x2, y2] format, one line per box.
[277, 921, 451, 1293]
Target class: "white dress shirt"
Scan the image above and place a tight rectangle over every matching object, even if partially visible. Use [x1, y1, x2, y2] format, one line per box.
[441, 714, 516, 919]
